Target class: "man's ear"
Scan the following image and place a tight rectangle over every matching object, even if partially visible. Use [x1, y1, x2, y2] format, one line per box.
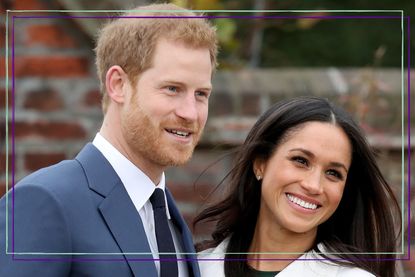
[105, 65, 128, 104]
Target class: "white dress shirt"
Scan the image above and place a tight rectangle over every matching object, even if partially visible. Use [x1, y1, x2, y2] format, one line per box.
[93, 133, 188, 277]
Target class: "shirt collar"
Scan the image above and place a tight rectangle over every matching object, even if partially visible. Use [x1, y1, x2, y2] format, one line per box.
[92, 133, 171, 219]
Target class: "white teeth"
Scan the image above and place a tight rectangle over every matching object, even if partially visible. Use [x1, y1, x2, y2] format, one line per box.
[169, 130, 189, 137]
[287, 194, 318, 210]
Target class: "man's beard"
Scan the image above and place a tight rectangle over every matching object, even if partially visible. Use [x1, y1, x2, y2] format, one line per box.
[121, 107, 202, 168]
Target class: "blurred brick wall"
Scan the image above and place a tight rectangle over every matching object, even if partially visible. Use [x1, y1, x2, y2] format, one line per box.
[1, 0, 414, 273]
[0, 0, 104, 197]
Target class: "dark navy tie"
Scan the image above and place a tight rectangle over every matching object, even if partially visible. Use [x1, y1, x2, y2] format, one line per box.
[150, 188, 178, 277]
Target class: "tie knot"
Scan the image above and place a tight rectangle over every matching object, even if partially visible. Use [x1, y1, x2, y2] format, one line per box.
[150, 188, 166, 209]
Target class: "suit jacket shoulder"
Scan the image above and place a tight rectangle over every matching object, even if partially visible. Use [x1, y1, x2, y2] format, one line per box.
[1, 143, 201, 277]
[0, 144, 153, 276]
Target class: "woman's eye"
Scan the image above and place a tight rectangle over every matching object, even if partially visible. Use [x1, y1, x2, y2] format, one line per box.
[326, 169, 344, 180]
[292, 156, 308, 166]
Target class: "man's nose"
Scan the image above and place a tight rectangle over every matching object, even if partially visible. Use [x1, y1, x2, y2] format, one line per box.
[174, 92, 198, 122]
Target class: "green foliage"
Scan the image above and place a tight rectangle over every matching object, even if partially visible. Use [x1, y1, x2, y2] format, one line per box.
[170, 0, 413, 68]
[171, 0, 223, 10]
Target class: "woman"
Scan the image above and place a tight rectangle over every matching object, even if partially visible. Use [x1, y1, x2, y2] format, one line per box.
[195, 96, 400, 277]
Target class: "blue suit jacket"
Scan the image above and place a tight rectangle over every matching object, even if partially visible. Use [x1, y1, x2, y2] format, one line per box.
[0, 143, 200, 277]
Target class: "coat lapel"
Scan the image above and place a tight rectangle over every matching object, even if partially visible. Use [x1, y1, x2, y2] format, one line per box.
[99, 184, 157, 277]
[76, 143, 157, 277]
[166, 189, 200, 277]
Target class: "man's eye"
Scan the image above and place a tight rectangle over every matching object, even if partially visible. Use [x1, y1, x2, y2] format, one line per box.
[195, 91, 209, 98]
[167, 86, 177, 92]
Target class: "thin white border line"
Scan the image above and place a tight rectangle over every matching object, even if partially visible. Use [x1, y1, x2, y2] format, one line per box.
[4, 10, 10, 255]
[5, 9, 407, 257]
[8, 251, 403, 255]
[6, 9, 405, 13]
[400, 10, 405, 255]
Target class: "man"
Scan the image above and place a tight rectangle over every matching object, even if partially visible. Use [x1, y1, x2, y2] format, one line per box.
[0, 3, 217, 277]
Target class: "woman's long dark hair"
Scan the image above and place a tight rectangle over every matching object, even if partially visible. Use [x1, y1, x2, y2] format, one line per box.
[194, 96, 401, 277]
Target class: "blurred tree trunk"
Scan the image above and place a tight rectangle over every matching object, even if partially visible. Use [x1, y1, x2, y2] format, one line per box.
[248, 0, 265, 67]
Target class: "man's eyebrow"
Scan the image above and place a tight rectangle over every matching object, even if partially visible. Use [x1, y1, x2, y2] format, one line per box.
[161, 80, 212, 90]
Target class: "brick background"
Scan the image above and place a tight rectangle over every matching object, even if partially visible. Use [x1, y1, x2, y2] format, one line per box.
[13, 0, 48, 10]
[1, 3, 414, 273]
[25, 24, 78, 48]
[0, 57, 9, 78]
[14, 56, 90, 77]
[23, 89, 64, 111]
[24, 152, 66, 171]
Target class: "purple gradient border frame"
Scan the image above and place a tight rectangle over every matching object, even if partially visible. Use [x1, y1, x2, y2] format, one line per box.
[7, 13, 411, 263]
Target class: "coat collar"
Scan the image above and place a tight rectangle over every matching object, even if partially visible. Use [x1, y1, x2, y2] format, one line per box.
[75, 143, 201, 277]
[197, 239, 372, 277]
[76, 143, 157, 277]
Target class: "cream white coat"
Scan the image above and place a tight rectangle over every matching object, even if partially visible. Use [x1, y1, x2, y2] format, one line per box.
[198, 238, 375, 277]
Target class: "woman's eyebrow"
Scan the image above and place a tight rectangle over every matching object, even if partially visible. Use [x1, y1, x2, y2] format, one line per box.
[289, 148, 348, 172]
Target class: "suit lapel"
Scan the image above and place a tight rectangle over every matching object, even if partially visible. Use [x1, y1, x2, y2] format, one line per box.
[76, 144, 157, 277]
[166, 189, 200, 277]
[99, 184, 157, 277]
